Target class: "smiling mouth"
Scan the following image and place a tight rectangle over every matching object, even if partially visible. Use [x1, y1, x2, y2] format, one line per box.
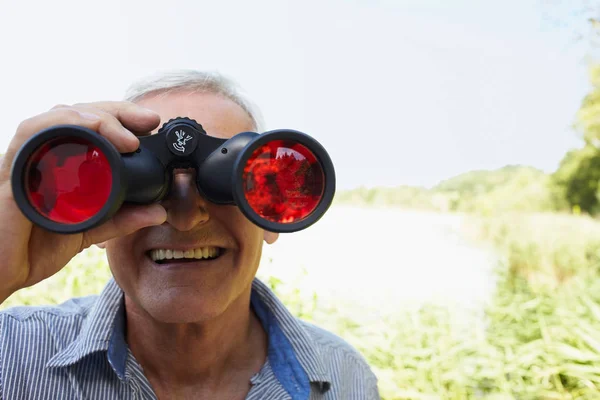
[147, 247, 225, 265]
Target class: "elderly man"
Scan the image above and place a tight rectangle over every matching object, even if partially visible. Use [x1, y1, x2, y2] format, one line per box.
[0, 70, 379, 399]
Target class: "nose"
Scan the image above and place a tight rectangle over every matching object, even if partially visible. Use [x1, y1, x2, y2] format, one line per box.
[160, 168, 210, 231]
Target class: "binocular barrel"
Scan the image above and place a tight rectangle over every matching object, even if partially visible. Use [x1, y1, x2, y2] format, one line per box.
[10, 117, 336, 234]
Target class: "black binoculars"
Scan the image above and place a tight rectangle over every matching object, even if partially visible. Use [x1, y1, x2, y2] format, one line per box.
[10, 117, 336, 234]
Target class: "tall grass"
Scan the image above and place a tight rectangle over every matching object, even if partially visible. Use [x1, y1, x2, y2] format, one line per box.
[467, 212, 600, 292]
[263, 212, 600, 399]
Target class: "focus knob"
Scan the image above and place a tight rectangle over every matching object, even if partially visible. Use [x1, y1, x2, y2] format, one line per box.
[159, 117, 206, 157]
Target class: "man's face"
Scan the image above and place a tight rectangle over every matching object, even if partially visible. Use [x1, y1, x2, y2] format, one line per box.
[103, 90, 278, 323]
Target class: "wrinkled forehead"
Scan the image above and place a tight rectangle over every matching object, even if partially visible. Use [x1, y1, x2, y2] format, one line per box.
[135, 90, 256, 140]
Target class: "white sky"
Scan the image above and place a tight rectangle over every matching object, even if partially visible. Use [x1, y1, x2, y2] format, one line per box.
[0, 0, 595, 190]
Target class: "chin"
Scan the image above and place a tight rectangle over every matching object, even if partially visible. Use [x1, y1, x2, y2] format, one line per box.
[137, 287, 234, 324]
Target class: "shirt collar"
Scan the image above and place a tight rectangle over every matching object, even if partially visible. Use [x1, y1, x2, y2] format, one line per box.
[250, 279, 331, 393]
[45, 277, 332, 392]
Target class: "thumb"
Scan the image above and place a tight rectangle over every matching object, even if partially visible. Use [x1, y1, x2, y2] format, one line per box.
[81, 204, 167, 249]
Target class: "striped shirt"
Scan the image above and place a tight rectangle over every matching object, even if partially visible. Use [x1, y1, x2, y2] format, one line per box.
[0, 278, 380, 399]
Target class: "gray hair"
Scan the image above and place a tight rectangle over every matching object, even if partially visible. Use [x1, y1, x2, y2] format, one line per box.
[123, 69, 265, 132]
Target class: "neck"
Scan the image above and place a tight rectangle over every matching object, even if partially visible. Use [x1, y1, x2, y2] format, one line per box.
[124, 286, 267, 391]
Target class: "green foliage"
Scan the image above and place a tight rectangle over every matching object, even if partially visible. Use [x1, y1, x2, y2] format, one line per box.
[335, 165, 564, 215]
[434, 165, 537, 194]
[550, 64, 600, 215]
[576, 65, 600, 147]
[481, 272, 600, 400]
[551, 145, 600, 215]
[0, 246, 111, 309]
[333, 185, 444, 211]
[467, 212, 600, 290]
[464, 213, 600, 398]
[436, 166, 560, 215]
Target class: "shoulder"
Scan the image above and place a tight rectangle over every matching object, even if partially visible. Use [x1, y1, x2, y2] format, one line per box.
[0, 294, 98, 324]
[250, 278, 380, 397]
[298, 319, 379, 391]
[0, 295, 112, 399]
[0, 295, 98, 351]
[299, 320, 369, 365]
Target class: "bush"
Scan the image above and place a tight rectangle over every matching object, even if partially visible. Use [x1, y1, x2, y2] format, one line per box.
[0, 246, 112, 309]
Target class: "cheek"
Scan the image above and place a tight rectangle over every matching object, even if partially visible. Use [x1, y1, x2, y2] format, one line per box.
[240, 226, 266, 268]
[105, 237, 138, 280]
[219, 208, 264, 258]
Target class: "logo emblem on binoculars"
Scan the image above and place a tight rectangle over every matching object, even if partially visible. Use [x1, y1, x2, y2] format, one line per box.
[166, 126, 199, 156]
[173, 130, 193, 153]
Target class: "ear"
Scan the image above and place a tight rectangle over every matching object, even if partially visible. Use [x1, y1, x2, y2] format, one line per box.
[95, 242, 107, 249]
[263, 230, 279, 245]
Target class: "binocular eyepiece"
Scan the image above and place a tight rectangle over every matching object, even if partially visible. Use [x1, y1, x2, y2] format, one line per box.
[10, 117, 336, 234]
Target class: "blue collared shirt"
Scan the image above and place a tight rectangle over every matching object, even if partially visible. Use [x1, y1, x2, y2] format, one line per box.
[0, 278, 379, 399]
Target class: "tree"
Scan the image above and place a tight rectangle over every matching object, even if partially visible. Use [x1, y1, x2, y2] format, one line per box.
[552, 144, 600, 214]
[552, 62, 600, 214]
[576, 65, 600, 147]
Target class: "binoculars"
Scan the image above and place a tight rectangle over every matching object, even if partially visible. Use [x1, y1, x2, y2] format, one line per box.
[10, 117, 336, 234]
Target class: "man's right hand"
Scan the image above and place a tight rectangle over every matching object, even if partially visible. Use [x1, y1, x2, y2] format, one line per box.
[0, 101, 168, 303]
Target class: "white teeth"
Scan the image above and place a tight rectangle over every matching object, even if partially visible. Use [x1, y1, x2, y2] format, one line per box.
[150, 247, 221, 262]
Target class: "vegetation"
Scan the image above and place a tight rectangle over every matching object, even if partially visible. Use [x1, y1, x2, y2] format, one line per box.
[334, 165, 566, 215]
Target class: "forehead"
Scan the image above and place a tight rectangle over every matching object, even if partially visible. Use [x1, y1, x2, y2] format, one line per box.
[135, 90, 255, 139]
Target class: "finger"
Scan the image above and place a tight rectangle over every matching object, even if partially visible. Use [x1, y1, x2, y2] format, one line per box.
[16, 106, 138, 154]
[80, 204, 167, 249]
[70, 104, 155, 140]
[67, 105, 143, 152]
[1, 108, 106, 181]
[70, 101, 161, 135]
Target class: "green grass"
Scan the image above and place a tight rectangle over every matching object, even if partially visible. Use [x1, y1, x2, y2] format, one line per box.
[464, 212, 600, 292]
[1, 246, 112, 309]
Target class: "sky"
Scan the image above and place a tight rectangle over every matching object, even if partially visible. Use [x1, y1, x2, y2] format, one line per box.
[0, 0, 596, 190]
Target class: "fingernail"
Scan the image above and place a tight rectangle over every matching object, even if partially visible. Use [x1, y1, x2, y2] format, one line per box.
[78, 111, 101, 121]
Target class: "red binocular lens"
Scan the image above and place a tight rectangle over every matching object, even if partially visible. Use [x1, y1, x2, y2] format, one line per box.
[11, 118, 335, 234]
[241, 140, 324, 224]
[24, 137, 113, 224]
